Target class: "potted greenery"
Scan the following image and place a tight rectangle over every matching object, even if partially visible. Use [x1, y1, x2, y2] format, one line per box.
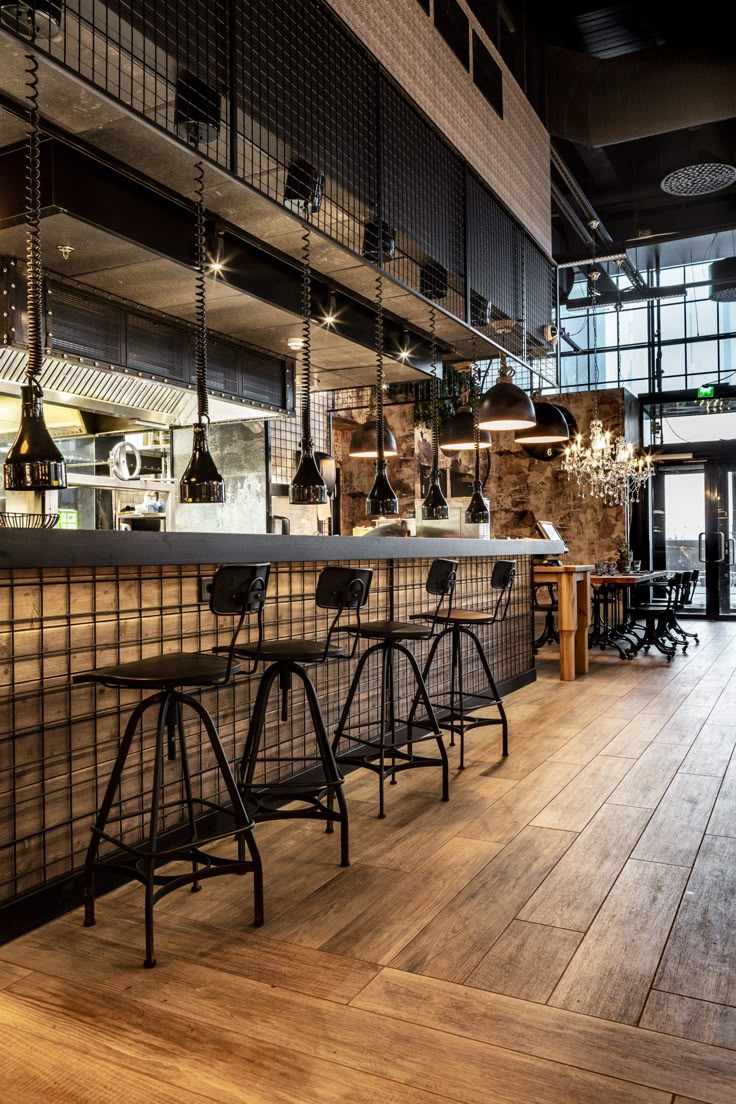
[616, 540, 632, 573]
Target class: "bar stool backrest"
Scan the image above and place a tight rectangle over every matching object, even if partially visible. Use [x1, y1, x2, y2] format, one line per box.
[424, 558, 459, 625]
[210, 563, 271, 678]
[316, 566, 374, 660]
[685, 569, 700, 605]
[489, 559, 516, 622]
[316, 566, 373, 610]
[677, 571, 692, 608]
[426, 558, 459, 597]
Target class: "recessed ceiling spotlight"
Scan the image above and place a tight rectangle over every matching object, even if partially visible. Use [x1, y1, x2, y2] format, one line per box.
[661, 161, 736, 196]
[287, 337, 305, 352]
[56, 244, 75, 261]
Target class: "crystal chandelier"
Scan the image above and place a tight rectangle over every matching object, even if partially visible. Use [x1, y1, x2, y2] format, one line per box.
[561, 272, 654, 505]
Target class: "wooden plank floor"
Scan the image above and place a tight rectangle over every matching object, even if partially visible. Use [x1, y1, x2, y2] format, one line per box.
[3, 620, 736, 1102]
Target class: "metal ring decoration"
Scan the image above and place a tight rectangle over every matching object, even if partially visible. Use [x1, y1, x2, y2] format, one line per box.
[109, 440, 142, 481]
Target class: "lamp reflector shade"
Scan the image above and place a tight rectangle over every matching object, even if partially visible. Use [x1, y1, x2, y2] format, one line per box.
[179, 423, 225, 503]
[314, 451, 337, 497]
[348, 417, 398, 458]
[477, 374, 535, 431]
[421, 470, 449, 520]
[289, 448, 328, 505]
[514, 401, 570, 444]
[710, 257, 736, 302]
[4, 385, 67, 491]
[439, 406, 492, 452]
[465, 483, 490, 525]
[366, 461, 399, 517]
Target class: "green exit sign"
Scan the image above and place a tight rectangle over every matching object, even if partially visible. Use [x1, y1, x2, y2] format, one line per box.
[698, 385, 715, 398]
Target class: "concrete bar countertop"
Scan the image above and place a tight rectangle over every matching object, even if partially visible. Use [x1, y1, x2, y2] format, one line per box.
[0, 530, 565, 570]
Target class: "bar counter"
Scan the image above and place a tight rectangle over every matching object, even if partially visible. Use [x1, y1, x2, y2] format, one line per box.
[0, 531, 563, 936]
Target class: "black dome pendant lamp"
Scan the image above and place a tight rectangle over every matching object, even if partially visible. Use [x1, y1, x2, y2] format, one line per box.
[421, 306, 449, 521]
[477, 353, 536, 431]
[180, 161, 225, 504]
[4, 54, 67, 497]
[289, 227, 327, 505]
[514, 399, 569, 445]
[366, 272, 399, 517]
[465, 341, 490, 526]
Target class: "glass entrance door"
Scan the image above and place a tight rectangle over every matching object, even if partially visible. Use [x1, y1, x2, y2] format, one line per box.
[654, 461, 736, 618]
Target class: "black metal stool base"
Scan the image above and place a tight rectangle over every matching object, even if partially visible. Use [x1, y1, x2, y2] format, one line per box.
[239, 660, 350, 867]
[534, 609, 559, 652]
[412, 623, 509, 770]
[334, 639, 450, 818]
[83, 688, 263, 969]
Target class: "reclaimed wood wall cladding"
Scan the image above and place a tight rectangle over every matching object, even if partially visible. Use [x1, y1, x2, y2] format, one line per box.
[0, 555, 531, 906]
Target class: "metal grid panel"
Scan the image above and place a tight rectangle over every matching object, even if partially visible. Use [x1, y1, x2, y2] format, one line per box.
[380, 76, 466, 320]
[0, 554, 531, 906]
[5, 0, 557, 384]
[269, 391, 330, 486]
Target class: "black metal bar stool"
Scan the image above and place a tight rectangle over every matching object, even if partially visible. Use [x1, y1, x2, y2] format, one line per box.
[235, 566, 373, 867]
[533, 581, 559, 651]
[332, 559, 456, 818]
[74, 563, 270, 968]
[408, 559, 516, 769]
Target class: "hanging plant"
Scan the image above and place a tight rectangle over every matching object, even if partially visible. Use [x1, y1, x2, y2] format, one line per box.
[413, 367, 480, 431]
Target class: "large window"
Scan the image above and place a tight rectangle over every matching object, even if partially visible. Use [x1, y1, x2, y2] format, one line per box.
[559, 261, 736, 396]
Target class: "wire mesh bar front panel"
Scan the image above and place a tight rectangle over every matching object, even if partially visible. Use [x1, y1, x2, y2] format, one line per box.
[0, 554, 532, 910]
[1, 0, 556, 380]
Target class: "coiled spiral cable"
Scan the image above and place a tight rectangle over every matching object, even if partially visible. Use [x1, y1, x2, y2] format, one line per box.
[429, 304, 439, 466]
[472, 331, 481, 482]
[193, 160, 209, 423]
[375, 271, 385, 461]
[300, 226, 313, 448]
[24, 53, 43, 390]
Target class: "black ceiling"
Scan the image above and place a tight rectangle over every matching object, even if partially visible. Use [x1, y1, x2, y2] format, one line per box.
[531, 2, 736, 265]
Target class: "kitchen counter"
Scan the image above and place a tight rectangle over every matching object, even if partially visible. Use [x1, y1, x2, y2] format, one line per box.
[0, 529, 564, 569]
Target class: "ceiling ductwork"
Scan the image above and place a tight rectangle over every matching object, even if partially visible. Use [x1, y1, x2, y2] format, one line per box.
[546, 45, 736, 147]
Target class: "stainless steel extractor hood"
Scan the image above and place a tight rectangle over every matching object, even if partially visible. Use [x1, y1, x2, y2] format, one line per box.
[0, 346, 274, 427]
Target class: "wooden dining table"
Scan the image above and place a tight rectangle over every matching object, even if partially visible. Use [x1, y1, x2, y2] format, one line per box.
[534, 564, 594, 681]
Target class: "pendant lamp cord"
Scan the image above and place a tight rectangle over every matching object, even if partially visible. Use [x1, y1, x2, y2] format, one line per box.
[25, 53, 43, 391]
[193, 160, 209, 425]
[472, 332, 481, 484]
[590, 271, 600, 419]
[301, 226, 313, 450]
[430, 304, 439, 468]
[375, 270, 385, 463]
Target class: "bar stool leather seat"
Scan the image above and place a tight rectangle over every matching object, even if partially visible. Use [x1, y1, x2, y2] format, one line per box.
[415, 608, 495, 625]
[76, 652, 236, 689]
[226, 639, 344, 663]
[350, 619, 433, 640]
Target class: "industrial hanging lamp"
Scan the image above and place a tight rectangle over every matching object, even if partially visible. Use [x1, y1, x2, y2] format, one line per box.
[349, 416, 398, 458]
[421, 306, 449, 521]
[4, 53, 67, 497]
[179, 161, 225, 504]
[439, 363, 492, 453]
[477, 353, 536, 431]
[289, 227, 327, 505]
[464, 339, 490, 526]
[514, 400, 569, 445]
[366, 272, 399, 517]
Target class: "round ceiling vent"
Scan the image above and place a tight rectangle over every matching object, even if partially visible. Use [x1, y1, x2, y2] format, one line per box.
[661, 162, 736, 196]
